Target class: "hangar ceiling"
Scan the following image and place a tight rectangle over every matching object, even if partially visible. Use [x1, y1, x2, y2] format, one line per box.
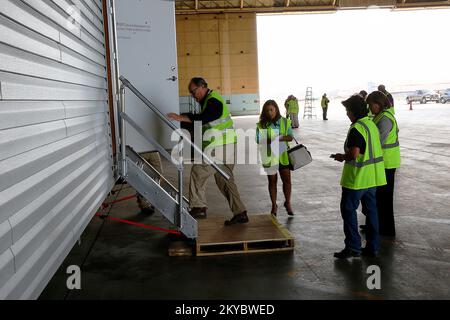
[175, 0, 450, 13]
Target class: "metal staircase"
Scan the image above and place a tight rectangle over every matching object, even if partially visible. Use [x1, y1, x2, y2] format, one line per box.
[117, 76, 230, 239]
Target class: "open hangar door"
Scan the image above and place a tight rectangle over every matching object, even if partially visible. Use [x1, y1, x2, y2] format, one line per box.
[0, 0, 115, 299]
[174, 0, 450, 115]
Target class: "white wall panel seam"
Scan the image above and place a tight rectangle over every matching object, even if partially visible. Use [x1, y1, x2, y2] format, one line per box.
[0, 1, 60, 42]
[0, 220, 13, 256]
[0, 18, 106, 76]
[0, 120, 68, 162]
[78, 0, 104, 28]
[11, 156, 109, 247]
[0, 128, 101, 193]
[8, 223, 16, 273]
[0, 10, 105, 66]
[0, 45, 107, 88]
[0, 9, 106, 67]
[81, 0, 104, 21]
[0, 14, 61, 62]
[54, 0, 105, 37]
[0, 71, 108, 101]
[0, 143, 100, 221]
[26, 175, 111, 299]
[10, 153, 108, 257]
[0, 116, 66, 132]
[20, 0, 82, 39]
[11, 0, 104, 58]
[49, 0, 105, 41]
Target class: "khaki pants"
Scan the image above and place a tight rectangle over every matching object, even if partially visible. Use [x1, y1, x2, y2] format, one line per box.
[137, 151, 163, 210]
[189, 144, 246, 214]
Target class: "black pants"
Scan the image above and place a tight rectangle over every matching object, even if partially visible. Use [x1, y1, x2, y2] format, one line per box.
[322, 107, 328, 120]
[376, 168, 397, 236]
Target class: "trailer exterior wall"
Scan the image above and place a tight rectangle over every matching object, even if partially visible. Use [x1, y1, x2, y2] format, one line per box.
[0, 0, 114, 299]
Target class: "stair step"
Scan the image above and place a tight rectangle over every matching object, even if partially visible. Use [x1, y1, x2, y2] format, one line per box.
[124, 146, 197, 238]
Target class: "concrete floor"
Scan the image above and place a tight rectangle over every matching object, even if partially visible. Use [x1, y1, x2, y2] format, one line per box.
[40, 101, 450, 300]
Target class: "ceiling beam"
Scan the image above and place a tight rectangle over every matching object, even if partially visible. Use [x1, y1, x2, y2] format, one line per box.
[195, 0, 198, 10]
[396, 0, 450, 8]
[286, 0, 291, 7]
[176, 5, 338, 14]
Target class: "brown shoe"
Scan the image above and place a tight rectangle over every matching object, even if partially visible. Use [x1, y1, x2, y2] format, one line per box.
[224, 211, 249, 226]
[189, 207, 207, 219]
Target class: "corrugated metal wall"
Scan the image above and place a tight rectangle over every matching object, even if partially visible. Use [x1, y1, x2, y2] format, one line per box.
[0, 0, 115, 299]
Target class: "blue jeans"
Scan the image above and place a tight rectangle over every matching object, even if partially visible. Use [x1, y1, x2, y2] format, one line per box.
[340, 187, 380, 253]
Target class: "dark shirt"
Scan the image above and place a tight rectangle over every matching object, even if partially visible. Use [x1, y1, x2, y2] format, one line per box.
[186, 90, 223, 125]
[347, 127, 366, 155]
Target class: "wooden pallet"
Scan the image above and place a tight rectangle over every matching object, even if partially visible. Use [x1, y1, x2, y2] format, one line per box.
[168, 240, 194, 257]
[195, 214, 294, 256]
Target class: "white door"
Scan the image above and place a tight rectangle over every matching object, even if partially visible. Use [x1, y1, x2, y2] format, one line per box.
[115, 0, 179, 151]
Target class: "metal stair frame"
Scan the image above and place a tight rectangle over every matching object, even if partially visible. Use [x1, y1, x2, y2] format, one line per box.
[117, 76, 230, 239]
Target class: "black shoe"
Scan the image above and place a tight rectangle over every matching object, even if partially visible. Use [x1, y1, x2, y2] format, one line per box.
[284, 201, 294, 216]
[333, 248, 361, 259]
[271, 205, 278, 217]
[189, 207, 207, 219]
[359, 224, 366, 233]
[361, 247, 378, 258]
[224, 211, 249, 226]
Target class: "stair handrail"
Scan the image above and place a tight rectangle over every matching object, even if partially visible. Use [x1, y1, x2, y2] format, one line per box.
[119, 76, 230, 180]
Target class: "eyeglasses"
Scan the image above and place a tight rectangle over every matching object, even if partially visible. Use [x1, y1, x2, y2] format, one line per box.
[189, 87, 200, 96]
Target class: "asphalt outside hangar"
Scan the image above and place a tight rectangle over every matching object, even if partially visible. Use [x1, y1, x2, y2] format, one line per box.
[0, 0, 449, 315]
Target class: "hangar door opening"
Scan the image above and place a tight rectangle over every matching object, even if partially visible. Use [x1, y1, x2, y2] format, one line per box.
[257, 7, 450, 118]
[176, 13, 260, 116]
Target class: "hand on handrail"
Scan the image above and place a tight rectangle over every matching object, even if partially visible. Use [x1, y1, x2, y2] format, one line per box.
[167, 113, 192, 123]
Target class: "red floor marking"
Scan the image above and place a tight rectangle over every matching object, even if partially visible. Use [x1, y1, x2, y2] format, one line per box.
[95, 213, 181, 235]
[103, 195, 137, 207]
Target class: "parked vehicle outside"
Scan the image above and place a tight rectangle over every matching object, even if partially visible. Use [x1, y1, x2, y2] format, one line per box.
[406, 89, 440, 104]
[439, 89, 450, 104]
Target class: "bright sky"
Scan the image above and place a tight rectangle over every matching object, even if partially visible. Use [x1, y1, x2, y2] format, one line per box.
[257, 8, 450, 101]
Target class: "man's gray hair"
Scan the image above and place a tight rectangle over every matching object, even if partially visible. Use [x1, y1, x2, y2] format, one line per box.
[190, 77, 208, 88]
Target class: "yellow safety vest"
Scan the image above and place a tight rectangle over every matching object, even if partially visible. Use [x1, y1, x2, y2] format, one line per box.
[288, 99, 299, 114]
[373, 109, 400, 169]
[257, 117, 291, 169]
[201, 91, 237, 150]
[341, 117, 387, 190]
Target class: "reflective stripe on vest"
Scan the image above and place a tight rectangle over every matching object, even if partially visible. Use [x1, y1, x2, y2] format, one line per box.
[346, 120, 384, 168]
[341, 117, 386, 190]
[203, 115, 234, 129]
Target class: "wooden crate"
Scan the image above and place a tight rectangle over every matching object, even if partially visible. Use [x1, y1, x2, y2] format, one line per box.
[195, 214, 294, 256]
